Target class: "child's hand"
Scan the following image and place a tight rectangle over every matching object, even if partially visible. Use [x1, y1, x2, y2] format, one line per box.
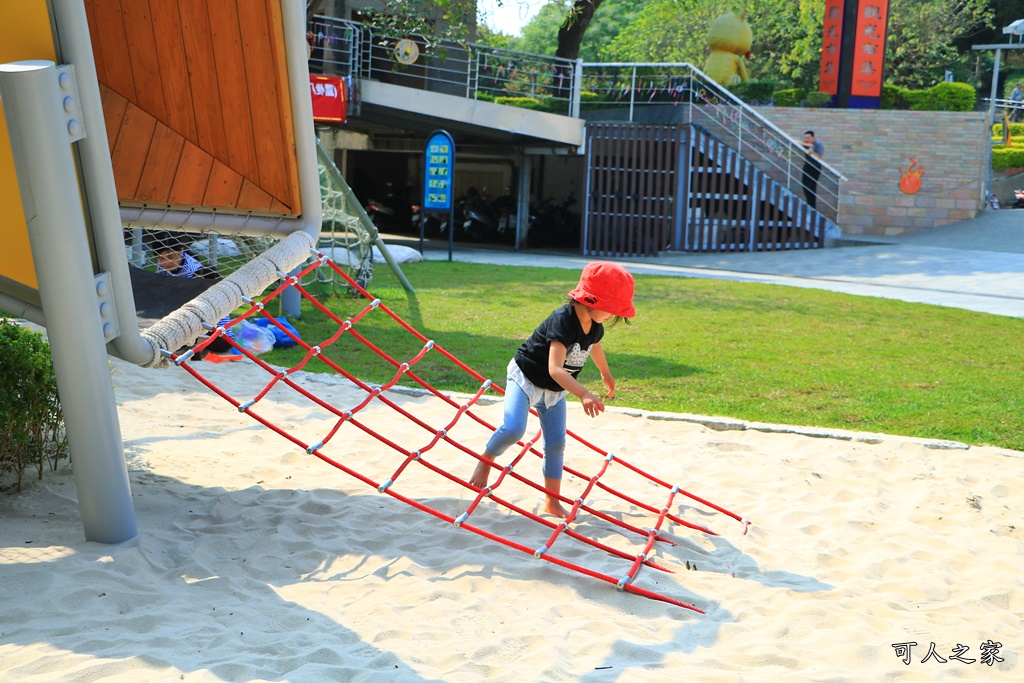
[581, 391, 605, 418]
[602, 373, 616, 398]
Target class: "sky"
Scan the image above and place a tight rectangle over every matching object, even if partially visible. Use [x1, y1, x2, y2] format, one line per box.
[478, 0, 546, 37]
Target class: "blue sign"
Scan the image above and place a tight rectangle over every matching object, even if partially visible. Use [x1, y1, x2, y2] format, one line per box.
[423, 130, 455, 211]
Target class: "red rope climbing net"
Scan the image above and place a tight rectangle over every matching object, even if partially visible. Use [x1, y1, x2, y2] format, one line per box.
[168, 251, 750, 614]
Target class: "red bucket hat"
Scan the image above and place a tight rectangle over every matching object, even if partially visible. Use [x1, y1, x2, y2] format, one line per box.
[569, 262, 635, 318]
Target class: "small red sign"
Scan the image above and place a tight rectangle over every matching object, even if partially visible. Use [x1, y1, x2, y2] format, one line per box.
[310, 74, 346, 123]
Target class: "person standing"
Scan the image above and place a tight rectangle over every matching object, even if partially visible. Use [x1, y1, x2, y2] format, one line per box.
[468, 262, 635, 518]
[801, 130, 825, 210]
[1009, 82, 1023, 123]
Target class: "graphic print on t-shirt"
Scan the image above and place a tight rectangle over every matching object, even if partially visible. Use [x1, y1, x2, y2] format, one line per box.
[564, 343, 591, 375]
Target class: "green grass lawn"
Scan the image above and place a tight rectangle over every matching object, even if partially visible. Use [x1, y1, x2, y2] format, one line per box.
[264, 261, 1024, 452]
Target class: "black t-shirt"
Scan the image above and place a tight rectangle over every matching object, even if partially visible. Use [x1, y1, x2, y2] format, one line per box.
[514, 304, 604, 391]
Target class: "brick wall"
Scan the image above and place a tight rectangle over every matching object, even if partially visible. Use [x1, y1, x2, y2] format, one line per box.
[755, 108, 988, 237]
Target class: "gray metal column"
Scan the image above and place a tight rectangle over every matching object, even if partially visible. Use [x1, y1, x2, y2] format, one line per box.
[516, 154, 532, 251]
[0, 60, 137, 543]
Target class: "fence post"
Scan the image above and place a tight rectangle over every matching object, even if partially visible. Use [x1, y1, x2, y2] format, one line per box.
[629, 66, 636, 122]
[571, 59, 582, 118]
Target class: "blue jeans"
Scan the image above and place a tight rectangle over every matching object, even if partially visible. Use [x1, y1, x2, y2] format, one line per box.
[485, 380, 567, 480]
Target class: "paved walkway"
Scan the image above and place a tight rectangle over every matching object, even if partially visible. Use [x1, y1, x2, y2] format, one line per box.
[406, 208, 1024, 319]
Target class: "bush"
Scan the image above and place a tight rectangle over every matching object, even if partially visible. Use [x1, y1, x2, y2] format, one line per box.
[881, 82, 975, 112]
[728, 80, 776, 105]
[494, 96, 545, 110]
[991, 145, 1024, 169]
[992, 122, 1024, 139]
[772, 88, 804, 107]
[805, 91, 833, 108]
[0, 318, 68, 492]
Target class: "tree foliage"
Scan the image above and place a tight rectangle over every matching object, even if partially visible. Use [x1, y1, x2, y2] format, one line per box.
[389, 0, 1009, 91]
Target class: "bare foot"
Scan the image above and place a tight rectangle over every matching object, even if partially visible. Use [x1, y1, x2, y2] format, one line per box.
[543, 498, 570, 518]
[468, 458, 493, 490]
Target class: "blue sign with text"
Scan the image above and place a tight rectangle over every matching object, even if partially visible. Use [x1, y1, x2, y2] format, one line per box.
[423, 130, 455, 211]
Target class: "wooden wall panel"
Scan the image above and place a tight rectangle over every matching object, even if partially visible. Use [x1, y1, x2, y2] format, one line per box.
[135, 125, 185, 203]
[149, 0, 198, 144]
[111, 105, 156, 198]
[203, 160, 244, 207]
[237, 0, 294, 207]
[238, 181, 275, 212]
[120, 0, 167, 124]
[209, 0, 258, 182]
[99, 84, 128, 154]
[84, 0, 301, 215]
[168, 142, 214, 206]
[177, 0, 229, 163]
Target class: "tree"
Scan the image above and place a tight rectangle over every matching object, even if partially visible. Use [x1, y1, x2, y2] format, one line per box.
[515, 0, 645, 61]
[556, 1, 603, 61]
[884, 0, 993, 88]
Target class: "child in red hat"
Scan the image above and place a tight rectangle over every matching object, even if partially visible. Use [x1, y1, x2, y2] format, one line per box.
[469, 262, 635, 517]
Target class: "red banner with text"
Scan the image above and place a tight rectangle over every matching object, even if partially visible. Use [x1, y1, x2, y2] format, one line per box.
[818, 0, 845, 95]
[850, 0, 889, 98]
[310, 74, 346, 123]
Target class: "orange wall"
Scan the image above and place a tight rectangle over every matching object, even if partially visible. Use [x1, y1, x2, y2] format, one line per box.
[0, 1, 57, 290]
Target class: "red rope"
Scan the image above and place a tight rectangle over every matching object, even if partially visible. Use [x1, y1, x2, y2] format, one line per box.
[168, 253, 749, 613]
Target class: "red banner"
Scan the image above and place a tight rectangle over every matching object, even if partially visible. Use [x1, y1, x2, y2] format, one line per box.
[850, 0, 889, 98]
[818, 0, 845, 95]
[310, 74, 346, 123]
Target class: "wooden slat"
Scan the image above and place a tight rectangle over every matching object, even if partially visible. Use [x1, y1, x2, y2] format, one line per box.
[178, 0, 229, 164]
[150, 0, 199, 145]
[135, 124, 185, 203]
[111, 103, 157, 199]
[83, 0, 106, 84]
[168, 141, 215, 206]
[86, 0, 136, 103]
[120, 0, 167, 124]
[203, 159, 244, 208]
[237, 0, 296, 211]
[99, 84, 128, 155]
[208, 0, 259, 183]
[237, 179, 275, 212]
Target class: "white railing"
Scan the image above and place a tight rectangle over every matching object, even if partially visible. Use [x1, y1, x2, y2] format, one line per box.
[307, 18, 842, 223]
[308, 16, 579, 116]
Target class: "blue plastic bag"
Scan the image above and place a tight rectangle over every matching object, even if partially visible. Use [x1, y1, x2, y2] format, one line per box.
[251, 317, 300, 348]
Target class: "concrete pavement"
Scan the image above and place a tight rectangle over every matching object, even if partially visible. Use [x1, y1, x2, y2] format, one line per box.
[406, 207, 1024, 319]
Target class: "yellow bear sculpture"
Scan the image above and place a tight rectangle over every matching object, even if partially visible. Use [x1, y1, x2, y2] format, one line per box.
[703, 10, 753, 86]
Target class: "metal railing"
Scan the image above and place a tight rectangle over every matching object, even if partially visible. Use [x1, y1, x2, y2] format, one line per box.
[577, 62, 844, 223]
[308, 16, 580, 116]
[307, 18, 842, 225]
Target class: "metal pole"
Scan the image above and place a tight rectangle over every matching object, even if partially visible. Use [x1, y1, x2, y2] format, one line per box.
[0, 60, 137, 543]
[571, 59, 583, 118]
[987, 48, 1002, 206]
[989, 48, 1002, 131]
[629, 66, 636, 122]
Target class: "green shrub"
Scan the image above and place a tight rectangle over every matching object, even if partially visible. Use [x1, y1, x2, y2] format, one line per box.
[992, 122, 1024, 138]
[494, 96, 544, 110]
[475, 91, 496, 103]
[728, 80, 776, 104]
[880, 84, 901, 109]
[772, 88, 804, 107]
[805, 91, 833, 108]
[881, 82, 975, 111]
[0, 318, 68, 492]
[991, 145, 1024, 169]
